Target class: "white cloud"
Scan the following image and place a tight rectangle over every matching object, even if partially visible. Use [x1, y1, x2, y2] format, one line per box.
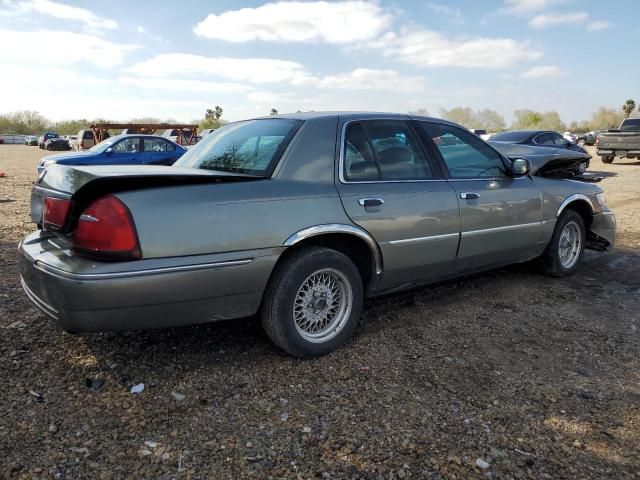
[0, 29, 138, 68]
[136, 25, 146, 34]
[298, 68, 425, 92]
[3, 0, 117, 29]
[117, 77, 253, 94]
[520, 65, 566, 78]
[587, 20, 611, 32]
[367, 28, 542, 68]
[193, 0, 392, 44]
[128, 53, 310, 84]
[500, 0, 569, 16]
[529, 11, 588, 28]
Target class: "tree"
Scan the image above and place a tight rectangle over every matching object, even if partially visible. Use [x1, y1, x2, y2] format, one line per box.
[622, 99, 636, 117]
[0, 110, 49, 134]
[408, 108, 429, 116]
[205, 105, 223, 120]
[589, 107, 624, 130]
[438, 107, 505, 131]
[270, 108, 278, 116]
[439, 107, 475, 128]
[476, 109, 506, 131]
[511, 109, 565, 131]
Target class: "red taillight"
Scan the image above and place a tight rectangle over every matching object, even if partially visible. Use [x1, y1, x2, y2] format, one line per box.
[74, 195, 141, 260]
[43, 197, 71, 229]
[595, 136, 600, 146]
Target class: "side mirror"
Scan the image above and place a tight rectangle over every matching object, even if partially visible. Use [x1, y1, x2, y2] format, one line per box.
[511, 158, 530, 176]
[105, 147, 113, 154]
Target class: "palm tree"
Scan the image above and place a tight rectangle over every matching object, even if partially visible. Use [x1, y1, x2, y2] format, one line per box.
[270, 108, 278, 116]
[622, 99, 636, 117]
[205, 106, 223, 120]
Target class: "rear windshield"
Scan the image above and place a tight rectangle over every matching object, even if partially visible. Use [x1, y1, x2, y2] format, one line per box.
[621, 119, 640, 131]
[490, 131, 531, 142]
[175, 119, 302, 176]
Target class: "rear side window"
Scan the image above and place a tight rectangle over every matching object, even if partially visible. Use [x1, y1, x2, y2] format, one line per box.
[421, 122, 507, 179]
[143, 138, 175, 152]
[343, 120, 433, 181]
[175, 119, 302, 176]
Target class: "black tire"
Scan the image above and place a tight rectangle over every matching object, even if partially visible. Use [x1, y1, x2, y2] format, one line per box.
[601, 156, 614, 164]
[261, 246, 363, 358]
[577, 139, 586, 147]
[540, 209, 586, 277]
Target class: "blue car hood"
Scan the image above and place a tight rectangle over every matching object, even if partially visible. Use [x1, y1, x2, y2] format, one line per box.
[45, 151, 98, 162]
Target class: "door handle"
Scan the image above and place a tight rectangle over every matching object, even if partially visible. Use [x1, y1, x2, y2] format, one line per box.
[358, 197, 384, 207]
[460, 192, 480, 200]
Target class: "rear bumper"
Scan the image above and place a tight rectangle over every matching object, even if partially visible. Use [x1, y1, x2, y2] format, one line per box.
[19, 231, 281, 333]
[597, 149, 640, 156]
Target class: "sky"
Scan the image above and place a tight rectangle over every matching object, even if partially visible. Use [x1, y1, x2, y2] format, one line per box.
[0, 0, 637, 124]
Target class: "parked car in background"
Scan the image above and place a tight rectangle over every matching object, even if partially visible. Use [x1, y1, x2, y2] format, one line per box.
[38, 132, 59, 149]
[75, 129, 97, 150]
[490, 130, 590, 174]
[576, 131, 599, 146]
[37, 134, 186, 172]
[563, 132, 578, 144]
[21, 113, 615, 358]
[44, 137, 71, 151]
[161, 128, 197, 146]
[596, 118, 640, 164]
[25, 135, 39, 146]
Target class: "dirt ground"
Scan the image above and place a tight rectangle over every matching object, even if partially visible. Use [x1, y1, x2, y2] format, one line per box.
[0, 145, 639, 479]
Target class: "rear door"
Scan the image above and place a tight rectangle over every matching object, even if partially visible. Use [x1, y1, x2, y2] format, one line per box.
[335, 118, 460, 288]
[419, 121, 545, 271]
[142, 137, 178, 165]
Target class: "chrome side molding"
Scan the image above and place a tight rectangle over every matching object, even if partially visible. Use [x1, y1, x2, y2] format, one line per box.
[556, 194, 594, 217]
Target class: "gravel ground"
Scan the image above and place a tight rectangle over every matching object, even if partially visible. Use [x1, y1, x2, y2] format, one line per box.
[0, 145, 639, 479]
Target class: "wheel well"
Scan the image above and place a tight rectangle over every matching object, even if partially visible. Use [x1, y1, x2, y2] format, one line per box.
[563, 200, 593, 230]
[279, 233, 377, 292]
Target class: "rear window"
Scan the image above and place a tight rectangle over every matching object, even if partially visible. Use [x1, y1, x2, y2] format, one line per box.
[175, 119, 302, 176]
[621, 119, 640, 131]
[490, 131, 532, 142]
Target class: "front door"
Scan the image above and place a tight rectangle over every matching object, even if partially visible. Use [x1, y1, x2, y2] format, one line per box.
[335, 119, 460, 288]
[418, 121, 544, 271]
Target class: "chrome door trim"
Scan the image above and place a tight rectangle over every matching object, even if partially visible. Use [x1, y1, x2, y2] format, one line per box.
[388, 232, 460, 246]
[461, 221, 546, 237]
[284, 223, 383, 276]
[556, 194, 594, 217]
[33, 258, 254, 281]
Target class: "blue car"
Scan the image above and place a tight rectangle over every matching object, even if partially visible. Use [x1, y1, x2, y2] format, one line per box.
[37, 134, 186, 173]
[490, 129, 590, 174]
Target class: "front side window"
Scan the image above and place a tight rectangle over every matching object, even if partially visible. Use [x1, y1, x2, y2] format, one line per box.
[533, 133, 555, 145]
[421, 122, 507, 179]
[112, 138, 140, 153]
[343, 120, 433, 181]
[175, 119, 302, 176]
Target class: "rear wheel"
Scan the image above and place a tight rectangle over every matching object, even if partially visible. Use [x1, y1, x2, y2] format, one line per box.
[261, 247, 363, 358]
[577, 139, 586, 147]
[601, 156, 614, 164]
[540, 210, 586, 277]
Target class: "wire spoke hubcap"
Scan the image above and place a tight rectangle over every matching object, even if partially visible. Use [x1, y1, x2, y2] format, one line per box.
[558, 221, 582, 269]
[293, 268, 353, 343]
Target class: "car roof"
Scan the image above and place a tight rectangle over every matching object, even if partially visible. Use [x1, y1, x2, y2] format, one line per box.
[246, 111, 461, 126]
[107, 134, 179, 142]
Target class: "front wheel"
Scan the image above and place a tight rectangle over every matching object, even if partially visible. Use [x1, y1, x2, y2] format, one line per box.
[577, 139, 586, 147]
[261, 247, 363, 358]
[540, 210, 586, 277]
[601, 156, 614, 164]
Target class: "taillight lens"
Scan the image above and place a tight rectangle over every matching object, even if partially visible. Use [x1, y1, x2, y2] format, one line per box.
[74, 195, 141, 260]
[43, 197, 71, 229]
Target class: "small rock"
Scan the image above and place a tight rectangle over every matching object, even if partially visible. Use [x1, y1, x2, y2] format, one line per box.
[7, 321, 26, 329]
[130, 383, 145, 394]
[578, 388, 593, 400]
[29, 390, 43, 402]
[171, 391, 185, 401]
[280, 412, 289, 422]
[573, 440, 583, 449]
[70, 447, 88, 454]
[48, 424, 57, 433]
[144, 441, 158, 449]
[302, 426, 312, 433]
[139, 449, 152, 456]
[476, 458, 490, 470]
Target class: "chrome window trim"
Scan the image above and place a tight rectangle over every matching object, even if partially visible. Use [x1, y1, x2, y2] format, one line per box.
[284, 223, 382, 276]
[33, 258, 254, 281]
[338, 119, 443, 185]
[32, 186, 72, 200]
[388, 232, 459, 246]
[556, 194, 594, 217]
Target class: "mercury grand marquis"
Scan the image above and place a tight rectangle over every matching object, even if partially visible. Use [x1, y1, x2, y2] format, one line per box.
[19, 113, 616, 357]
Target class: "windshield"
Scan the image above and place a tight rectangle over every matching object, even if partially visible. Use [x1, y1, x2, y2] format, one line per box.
[175, 119, 303, 176]
[621, 119, 640, 131]
[88, 139, 114, 153]
[490, 131, 532, 142]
